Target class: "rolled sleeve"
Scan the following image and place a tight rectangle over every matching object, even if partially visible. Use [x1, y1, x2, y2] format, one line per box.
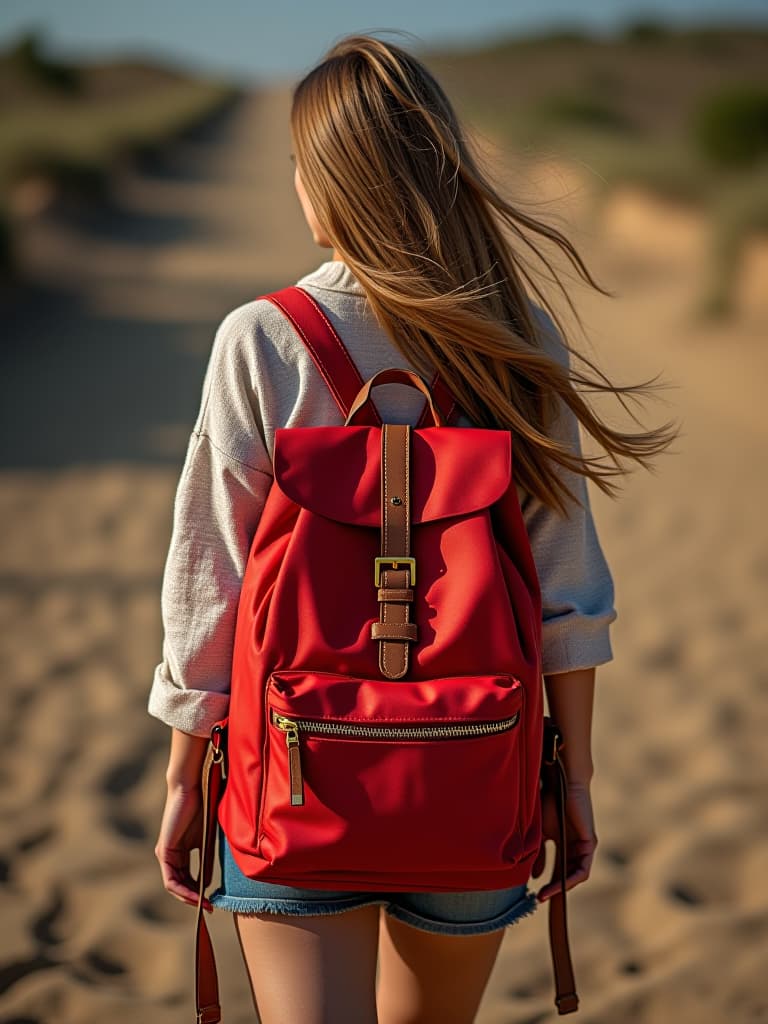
[523, 477, 617, 675]
[523, 307, 618, 675]
[149, 660, 231, 738]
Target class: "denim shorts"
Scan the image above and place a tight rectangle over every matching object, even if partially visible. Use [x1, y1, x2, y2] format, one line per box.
[209, 830, 539, 937]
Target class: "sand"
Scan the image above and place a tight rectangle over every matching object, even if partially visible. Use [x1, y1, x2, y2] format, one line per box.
[1, 87, 766, 1023]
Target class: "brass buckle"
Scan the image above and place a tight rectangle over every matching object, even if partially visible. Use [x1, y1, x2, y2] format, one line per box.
[374, 556, 416, 586]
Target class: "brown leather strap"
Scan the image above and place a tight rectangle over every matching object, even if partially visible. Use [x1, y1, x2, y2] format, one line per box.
[371, 621, 419, 641]
[372, 423, 417, 678]
[376, 587, 414, 603]
[347, 369, 446, 427]
[195, 728, 225, 1024]
[542, 719, 579, 1015]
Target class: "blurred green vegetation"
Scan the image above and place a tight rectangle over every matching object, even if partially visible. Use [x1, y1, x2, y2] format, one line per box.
[4, 29, 82, 93]
[694, 87, 768, 168]
[0, 31, 241, 282]
[3, 25, 766, 316]
[427, 23, 768, 316]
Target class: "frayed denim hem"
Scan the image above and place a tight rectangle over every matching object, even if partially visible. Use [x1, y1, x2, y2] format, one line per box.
[210, 832, 540, 933]
[383, 889, 539, 936]
[209, 888, 540, 936]
[209, 892, 389, 916]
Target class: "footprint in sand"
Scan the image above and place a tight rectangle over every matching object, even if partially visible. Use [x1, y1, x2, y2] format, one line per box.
[100, 747, 153, 797]
[619, 959, 644, 975]
[133, 892, 185, 925]
[30, 886, 66, 947]
[0, 955, 58, 998]
[603, 846, 631, 868]
[639, 638, 684, 673]
[105, 811, 149, 841]
[664, 833, 743, 908]
[666, 883, 705, 906]
[82, 949, 127, 978]
[15, 827, 55, 854]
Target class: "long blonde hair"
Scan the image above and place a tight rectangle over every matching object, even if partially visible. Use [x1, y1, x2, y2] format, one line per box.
[291, 34, 675, 513]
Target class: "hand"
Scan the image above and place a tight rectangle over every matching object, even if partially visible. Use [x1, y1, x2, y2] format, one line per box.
[531, 779, 597, 903]
[154, 783, 213, 912]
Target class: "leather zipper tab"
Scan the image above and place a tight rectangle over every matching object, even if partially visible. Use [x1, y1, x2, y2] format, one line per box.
[274, 714, 305, 806]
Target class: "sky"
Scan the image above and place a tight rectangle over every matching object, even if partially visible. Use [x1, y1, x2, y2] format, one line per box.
[1, 0, 766, 82]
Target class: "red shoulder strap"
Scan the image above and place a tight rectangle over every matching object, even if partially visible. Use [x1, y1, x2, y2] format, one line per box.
[264, 286, 380, 425]
[262, 286, 462, 427]
[424, 371, 461, 427]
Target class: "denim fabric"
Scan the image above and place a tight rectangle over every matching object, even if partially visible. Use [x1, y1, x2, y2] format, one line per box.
[209, 830, 539, 936]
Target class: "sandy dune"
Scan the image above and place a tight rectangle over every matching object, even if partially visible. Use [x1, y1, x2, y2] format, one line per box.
[1, 86, 766, 1023]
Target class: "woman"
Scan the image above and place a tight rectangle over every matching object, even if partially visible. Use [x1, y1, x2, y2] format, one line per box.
[150, 34, 672, 1024]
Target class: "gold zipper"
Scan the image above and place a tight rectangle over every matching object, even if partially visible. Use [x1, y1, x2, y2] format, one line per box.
[272, 709, 521, 808]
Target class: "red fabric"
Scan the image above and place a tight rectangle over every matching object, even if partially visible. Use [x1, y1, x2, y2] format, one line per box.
[217, 414, 544, 890]
[274, 425, 510, 525]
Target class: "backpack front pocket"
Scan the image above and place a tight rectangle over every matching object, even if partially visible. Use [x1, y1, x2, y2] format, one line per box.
[257, 670, 526, 876]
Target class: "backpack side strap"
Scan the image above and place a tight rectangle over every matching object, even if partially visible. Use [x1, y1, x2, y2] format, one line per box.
[195, 727, 226, 1023]
[542, 718, 580, 1015]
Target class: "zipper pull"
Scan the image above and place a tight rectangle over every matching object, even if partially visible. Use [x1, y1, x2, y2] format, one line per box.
[274, 715, 305, 807]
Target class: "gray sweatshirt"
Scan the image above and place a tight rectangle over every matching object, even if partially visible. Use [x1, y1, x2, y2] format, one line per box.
[148, 260, 616, 737]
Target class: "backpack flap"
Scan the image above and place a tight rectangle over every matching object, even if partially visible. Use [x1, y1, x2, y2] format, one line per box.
[273, 425, 511, 526]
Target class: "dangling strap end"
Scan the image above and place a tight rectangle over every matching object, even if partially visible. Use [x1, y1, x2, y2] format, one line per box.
[194, 724, 226, 1023]
[542, 717, 580, 1015]
[556, 991, 579, 1015]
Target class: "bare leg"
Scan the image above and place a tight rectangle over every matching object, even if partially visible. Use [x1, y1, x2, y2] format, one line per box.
[233, 905, 381, 1024]
[376, 909, 506, 1024]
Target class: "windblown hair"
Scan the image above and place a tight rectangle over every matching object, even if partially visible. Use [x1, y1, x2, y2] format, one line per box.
[291, 34, 675, 513]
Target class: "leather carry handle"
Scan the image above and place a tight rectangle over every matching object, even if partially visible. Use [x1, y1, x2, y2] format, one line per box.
[346, 368, 446, 427]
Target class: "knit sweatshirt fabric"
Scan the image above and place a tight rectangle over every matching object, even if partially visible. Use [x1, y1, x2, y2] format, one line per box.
[148, 259, 617, 737]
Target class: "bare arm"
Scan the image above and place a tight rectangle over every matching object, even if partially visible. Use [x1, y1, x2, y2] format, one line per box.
[533, 667, 598, 902]
[165, 727, 209, 789]
[154, 728, 214, 910]
[544, 667, 595, 784]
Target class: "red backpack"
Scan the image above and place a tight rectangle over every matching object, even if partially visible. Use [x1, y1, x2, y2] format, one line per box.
[194, 286, 578, 1020]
